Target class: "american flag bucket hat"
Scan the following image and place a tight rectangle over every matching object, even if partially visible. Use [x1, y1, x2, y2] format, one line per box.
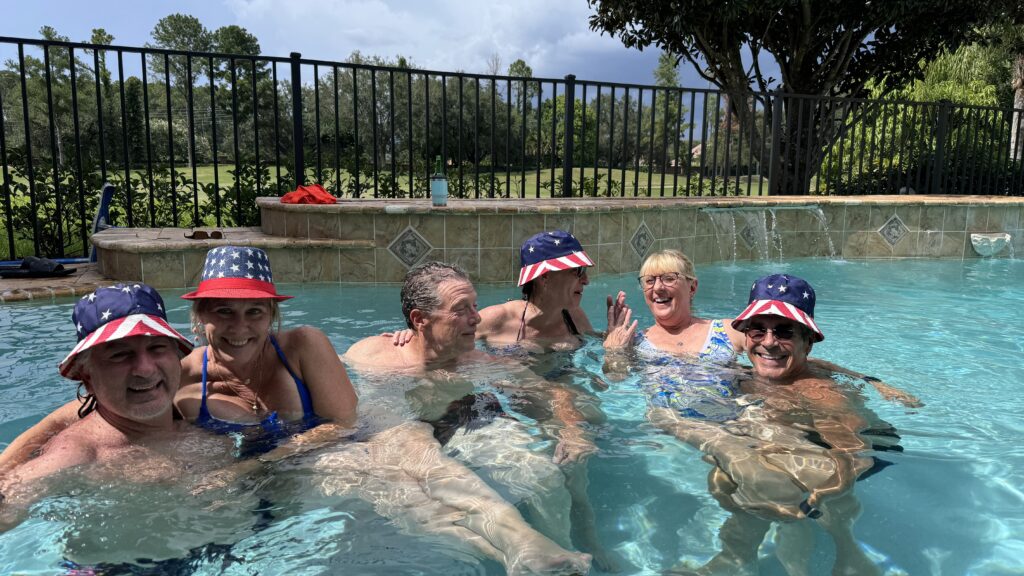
[517, 230, 594, 286]
[181, 246, 292, 301]
[59, 283, 193, 379]
[731, 274, 824, 342]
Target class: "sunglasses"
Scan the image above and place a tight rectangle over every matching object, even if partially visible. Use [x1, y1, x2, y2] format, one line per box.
[638, 272, 688, 288]
[744, 323, 798, 342]
[184, 230, 224, 240]
[574, 267, 588, 278]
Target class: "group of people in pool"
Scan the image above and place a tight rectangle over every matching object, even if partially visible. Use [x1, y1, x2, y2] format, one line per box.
[0, 229, 920, 575]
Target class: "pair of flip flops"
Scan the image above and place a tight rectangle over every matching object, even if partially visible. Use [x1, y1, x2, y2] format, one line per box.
[0, 256, 76, 278]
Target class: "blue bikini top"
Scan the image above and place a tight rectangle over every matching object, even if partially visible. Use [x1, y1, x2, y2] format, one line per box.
[195, 334, 317, 438]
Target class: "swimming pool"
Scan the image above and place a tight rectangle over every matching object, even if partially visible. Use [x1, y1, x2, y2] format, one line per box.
[1, 258, 1022, 574]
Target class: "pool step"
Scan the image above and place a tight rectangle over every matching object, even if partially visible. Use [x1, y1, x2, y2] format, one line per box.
[91, 227, 376, 288]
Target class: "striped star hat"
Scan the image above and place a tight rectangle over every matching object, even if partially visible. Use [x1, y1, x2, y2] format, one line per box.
[517, 230, 594, 286]
[59, 283, 193, 379]
[731, 273, 824, 342]
[181, 246, 292, 301]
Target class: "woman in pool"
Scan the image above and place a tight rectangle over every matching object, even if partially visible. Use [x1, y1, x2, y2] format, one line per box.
[604, 248, 921, 407]
[172, 246, 364, 460]
[0, 249, 592, 574]
[390, 230, 597, 350]
[653, 274, 892, 576]
[174, 245, 357, 445]
[0, 246, 358, 465]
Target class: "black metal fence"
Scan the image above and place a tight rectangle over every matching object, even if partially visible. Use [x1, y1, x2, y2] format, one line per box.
[2, 35, 1023, 259]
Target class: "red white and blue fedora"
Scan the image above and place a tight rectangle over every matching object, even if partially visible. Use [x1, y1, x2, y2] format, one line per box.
[732, 273, 824, 342]
[181, 246, 292, 301]
[59, 283, 193, 379]
[517, 230, 594, 286]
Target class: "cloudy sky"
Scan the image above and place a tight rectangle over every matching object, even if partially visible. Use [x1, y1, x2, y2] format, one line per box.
[0, 0, 713, 87]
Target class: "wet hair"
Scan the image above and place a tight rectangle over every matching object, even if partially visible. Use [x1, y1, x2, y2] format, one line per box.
[521, 280, 536, 300]
[189, 298, 282, 343]
[640, 249, 696, 280]
[401, 261, 470, 329]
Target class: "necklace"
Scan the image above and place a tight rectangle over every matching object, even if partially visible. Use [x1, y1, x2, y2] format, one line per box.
[212, 339, 267, 413]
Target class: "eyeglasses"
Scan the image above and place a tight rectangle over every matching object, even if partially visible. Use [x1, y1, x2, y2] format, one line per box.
[638, 272, 688, 288]
[184, 230, 223, 240]
[574, 267, 588, 278]
[743, 324, 798, 342]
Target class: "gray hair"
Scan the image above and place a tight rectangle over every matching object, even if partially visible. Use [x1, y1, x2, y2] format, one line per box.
[401, 261, 470, 328]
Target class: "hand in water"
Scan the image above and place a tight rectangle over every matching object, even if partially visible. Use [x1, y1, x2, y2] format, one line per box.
[190, 458, 262, 496]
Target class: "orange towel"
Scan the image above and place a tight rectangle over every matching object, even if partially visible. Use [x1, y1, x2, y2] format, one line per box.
[281, 184, 337, 204]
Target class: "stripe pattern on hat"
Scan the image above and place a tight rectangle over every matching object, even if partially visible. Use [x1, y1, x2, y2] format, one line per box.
[59, 313, 191, 377]
[517, 251, 594, 286]
[734, 299, 823, 340]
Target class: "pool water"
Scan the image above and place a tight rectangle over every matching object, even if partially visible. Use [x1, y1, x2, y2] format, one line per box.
[1, 258, 1022, 575]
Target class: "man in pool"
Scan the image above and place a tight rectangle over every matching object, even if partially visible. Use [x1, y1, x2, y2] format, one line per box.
[0, 283, 195, 503]
[344, 261, 594, 554]
[659, 274, 890, 575]
[1, 283, 590, 575]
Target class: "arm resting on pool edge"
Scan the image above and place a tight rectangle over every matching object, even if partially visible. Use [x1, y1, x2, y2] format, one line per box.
[0, 400, 80, 474]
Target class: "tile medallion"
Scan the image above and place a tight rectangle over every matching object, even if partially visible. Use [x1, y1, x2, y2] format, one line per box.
[877, 215, 909, 247]
[739, 224, 759, 250]
[388, 226, 433, 268]
[630, 221, 655, 258]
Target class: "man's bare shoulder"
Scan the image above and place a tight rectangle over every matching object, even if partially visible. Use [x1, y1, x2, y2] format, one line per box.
[344, 335, 403, 367]
[7, 420, 99, 485]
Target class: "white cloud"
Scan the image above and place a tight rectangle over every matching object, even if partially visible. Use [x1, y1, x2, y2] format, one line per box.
[221, 0, 647, 80]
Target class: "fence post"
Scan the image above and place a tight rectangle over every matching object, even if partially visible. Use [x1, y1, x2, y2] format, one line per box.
[290, 52, 305, 187]
[766, 90, 784, 195]
[932, 99, 950, 194]
[561, 74, 576, 197]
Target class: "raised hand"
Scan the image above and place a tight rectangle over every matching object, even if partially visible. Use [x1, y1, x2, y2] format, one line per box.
[604, 291, 638, 349]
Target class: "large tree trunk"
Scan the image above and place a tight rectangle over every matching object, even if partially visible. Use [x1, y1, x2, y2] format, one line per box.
[1011, 53, 1024, 162]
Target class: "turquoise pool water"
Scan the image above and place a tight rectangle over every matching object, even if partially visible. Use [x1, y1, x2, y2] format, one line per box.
[1, 258, 1022, 574]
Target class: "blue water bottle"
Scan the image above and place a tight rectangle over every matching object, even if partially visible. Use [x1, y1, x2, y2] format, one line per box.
[430, 155, 448, 207]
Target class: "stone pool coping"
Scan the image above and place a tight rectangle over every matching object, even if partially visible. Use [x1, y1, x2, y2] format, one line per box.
[3, 195, 1021, 301]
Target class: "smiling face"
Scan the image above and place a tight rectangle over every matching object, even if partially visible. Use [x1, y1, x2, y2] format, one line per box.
[196, 298, 275, 361]
[81, 335, 181, 422]
[641, 270, 697, 327]
[419, 280, 481, 355]
[744, 315, 813, 384]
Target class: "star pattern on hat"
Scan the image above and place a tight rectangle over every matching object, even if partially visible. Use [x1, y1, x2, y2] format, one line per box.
[201, 246, 273, 283]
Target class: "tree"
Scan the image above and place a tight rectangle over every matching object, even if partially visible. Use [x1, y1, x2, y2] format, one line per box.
[148, 14, 213, 168]
[588, 0, 1024, 194]
[652, 50, 678, 88]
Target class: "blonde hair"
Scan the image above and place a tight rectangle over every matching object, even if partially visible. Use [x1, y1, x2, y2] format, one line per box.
[190, 298, 282, 343]
[639, 249, 696, 279]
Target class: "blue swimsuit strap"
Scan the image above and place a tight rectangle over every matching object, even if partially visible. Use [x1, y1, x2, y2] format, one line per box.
[267, 334, 315, 419]
[197, 347, 213, 423]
